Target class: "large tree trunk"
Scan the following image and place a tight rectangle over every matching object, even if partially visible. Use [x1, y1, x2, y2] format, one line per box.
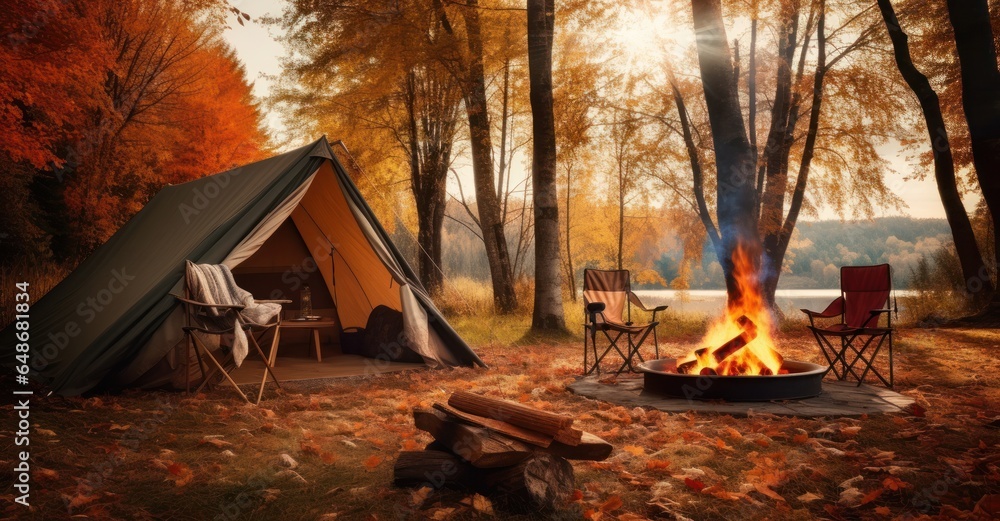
[758, 0, 822, 312]
[405, 69, 457, 296]
[947, 0, 1000, 319]
[458, 0, 518, 313]
[691, 0, 762, 306]
[878, 0, 994, 308]
[527, 0, 566, 330]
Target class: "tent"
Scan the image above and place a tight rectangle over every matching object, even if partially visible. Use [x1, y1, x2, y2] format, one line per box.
[3, 137, 485, 395]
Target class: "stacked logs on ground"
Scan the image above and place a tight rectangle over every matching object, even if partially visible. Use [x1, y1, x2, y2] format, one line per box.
[393, 391, 613, 512]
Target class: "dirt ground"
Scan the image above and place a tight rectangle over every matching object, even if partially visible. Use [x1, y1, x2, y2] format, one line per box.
[2, 326, 999, 520]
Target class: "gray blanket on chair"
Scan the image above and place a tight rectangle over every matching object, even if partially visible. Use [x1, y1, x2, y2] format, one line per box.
[185, 261, 281, 366]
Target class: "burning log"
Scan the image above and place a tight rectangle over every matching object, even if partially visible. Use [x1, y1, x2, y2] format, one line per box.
[676, 315, 757, 374]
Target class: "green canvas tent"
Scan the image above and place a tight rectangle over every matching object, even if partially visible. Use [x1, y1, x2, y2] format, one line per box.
[2, 137, 484, 395]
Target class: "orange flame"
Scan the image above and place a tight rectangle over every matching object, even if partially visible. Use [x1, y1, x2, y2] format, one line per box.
[677, 244, 784, 375]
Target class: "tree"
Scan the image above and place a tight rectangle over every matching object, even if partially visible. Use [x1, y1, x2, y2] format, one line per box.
[690, 0, 762, 305]
[271, 0, 463, 295]
[527, 0, 565, 330]
[660, 0, 902, 308]
[946, 0, 1000, 321]
[449, 0, 520, 313]
[2, 0, 267, 264]
[876, 0, 994, 307]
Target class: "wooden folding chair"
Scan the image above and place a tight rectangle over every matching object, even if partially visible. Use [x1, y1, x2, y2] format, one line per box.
[801, 264, 896, 387]
[176, 262, 289, 404]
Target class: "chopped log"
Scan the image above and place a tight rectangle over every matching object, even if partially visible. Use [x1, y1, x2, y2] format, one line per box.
[544, 431, 613, 461]
[433, 403, 552, 448]
[413, 408, 533, 468]
[478, 453, 575, 512]
[448, 391, 573, 436]
[677, 315, 757, 374]
[552, 426, 583, 446]
[393, 450, 476, 489]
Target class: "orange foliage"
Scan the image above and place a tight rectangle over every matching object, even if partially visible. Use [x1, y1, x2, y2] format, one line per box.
[2, 0, 267, 257]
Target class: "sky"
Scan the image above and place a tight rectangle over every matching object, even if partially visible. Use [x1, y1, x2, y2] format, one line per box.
[221, 0, 968, 222]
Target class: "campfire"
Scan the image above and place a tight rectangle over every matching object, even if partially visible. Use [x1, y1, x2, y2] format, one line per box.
[676, 244, 785, 376]
[637, 243, 826, 402]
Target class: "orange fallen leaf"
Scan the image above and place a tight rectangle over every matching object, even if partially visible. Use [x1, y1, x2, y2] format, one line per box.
[882, 476, 910, 491]
[402, 439, 420, 451]
[623, 445, 645, 457]
[166, 462, 194, 487]
[841, 426, 862, 437]
[646, 459, 671, 471]
[754, 483, 785, 502]
[36, 467, 59, 480]
[908, 404, 926, 417]
[363, 455, 383, 469]
[570, 489, 584, 502]
[859, 488, 884, 505]
[722, 426, 743, 439]
[792, 432, 809, 444]
[684, 478, 705, 492]
[874, 506, 891, 516]
[320, 452, 338, 465]
[714, 438, 733, 451]
[599, 495, 623, 512]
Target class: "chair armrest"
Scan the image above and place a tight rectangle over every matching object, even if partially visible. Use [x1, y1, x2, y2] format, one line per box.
[586, 302, 606, 313]
[869, 308, 892, 315]
[173, 295, 245, 311]
[651, 305, 669, 312]
[256, 299, 293, 304]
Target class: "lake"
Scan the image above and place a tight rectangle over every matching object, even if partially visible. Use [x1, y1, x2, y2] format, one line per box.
[631, 289, 918, 317]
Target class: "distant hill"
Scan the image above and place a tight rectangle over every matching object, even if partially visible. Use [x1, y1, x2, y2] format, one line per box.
[391, 212, 953, 291]
[666, 217, 953, 290]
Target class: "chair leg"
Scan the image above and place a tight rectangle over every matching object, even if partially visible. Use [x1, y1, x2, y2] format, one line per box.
[252, 335, 281, 405]
[852, 333, 891, 388]
[191, 334, 250, 403]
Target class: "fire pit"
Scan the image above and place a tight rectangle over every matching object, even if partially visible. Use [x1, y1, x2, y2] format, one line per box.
[639, 245, 828, 401]
[638, 358, 826, 401]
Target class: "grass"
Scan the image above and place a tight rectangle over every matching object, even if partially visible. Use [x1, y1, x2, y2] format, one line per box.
[2, 277, 998, 520]
[4, 308, 998, 520]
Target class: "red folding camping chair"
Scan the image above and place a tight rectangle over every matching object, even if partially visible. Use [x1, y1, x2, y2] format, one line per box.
[801, 264, 896, 387]
[583, 269, 668, 375]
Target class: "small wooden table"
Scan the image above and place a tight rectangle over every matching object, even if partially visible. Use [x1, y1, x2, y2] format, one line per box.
[272, 318, 337, 365]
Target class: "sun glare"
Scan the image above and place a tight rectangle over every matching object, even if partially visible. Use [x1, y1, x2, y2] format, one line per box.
[609, 6, 696, 68]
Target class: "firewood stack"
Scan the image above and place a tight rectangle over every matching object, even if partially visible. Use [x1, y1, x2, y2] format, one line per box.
[393, 391, 613, 512]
